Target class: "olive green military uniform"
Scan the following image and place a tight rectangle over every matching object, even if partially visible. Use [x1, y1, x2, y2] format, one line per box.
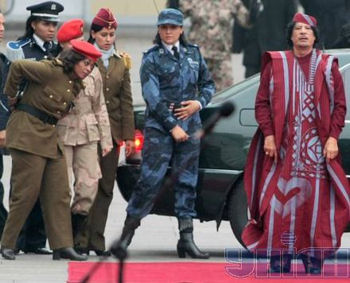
[1, 59, 83, 250]
[75, 51, 135, 251]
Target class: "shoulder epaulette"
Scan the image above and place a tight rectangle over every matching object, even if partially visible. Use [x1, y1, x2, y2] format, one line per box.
[119, 51, 132, 70]
[6, 38, 30, 62]
[143, 45, 159, 55]
[186, 43, 199, 49]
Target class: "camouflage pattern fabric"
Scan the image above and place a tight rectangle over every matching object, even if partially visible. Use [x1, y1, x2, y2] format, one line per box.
[64, 143, 101, 215]
[180, 0, 250, 90]
[126, 127, 200, 218]
[140, 43, 214, 133]
[205, 55, 234, 93]
[126, 41, 215, 219]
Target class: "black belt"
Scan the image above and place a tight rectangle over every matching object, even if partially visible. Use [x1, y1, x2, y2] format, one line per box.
[16, 103, 58, 125]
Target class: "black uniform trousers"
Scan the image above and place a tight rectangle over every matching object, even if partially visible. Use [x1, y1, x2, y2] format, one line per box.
[0, 154, 8, 238]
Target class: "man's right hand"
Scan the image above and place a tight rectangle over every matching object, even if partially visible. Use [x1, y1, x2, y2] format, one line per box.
[264, 134, 277, 162]
[171, 125, 189, 143]
[0, 130, 6, 148]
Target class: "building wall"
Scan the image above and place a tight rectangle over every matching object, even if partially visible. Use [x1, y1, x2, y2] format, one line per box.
[1, 0, 167, 25]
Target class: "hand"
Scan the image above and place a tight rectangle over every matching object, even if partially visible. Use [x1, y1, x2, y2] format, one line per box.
[102, 146, 112, 157]
[0, 130, 5, 148]
[171, 125, 189, 142]
[264, 135, 278, 163]
[323, 137, 338, 162]
[174, 100, 200, 120]
[8, 96, 17, 111]
[125, 140, 135, 157]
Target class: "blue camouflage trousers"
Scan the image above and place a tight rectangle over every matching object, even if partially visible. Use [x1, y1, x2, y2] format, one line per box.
[127, 127, 200, 219]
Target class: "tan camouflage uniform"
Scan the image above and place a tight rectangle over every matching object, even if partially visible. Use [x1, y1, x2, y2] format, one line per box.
[180, 0, 250, 91]
[57, 67, 112, 215]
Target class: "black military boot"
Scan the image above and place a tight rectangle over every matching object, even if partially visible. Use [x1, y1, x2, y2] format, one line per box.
[1, 247, 16, 260]
[52, 247, 88, 261]
[71, 213, 87, 239]
[110, 215, 140, 259]
[176, 218, 209, 259]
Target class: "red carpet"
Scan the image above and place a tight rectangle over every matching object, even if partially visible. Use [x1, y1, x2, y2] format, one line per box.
[68, 262, 350, 283]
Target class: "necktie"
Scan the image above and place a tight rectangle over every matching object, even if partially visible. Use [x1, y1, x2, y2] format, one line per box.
[172, 46, 180, 60]
[43, 41, 51, 52]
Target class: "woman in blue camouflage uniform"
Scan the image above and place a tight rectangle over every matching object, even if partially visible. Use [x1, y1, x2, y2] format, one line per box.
[115, 8, 215, 259]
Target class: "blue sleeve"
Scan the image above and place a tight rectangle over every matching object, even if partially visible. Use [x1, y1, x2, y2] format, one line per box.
[0, 95, 9, 130]
[197, 50, 215, 108]
[140, 53, 178, 131]
[0, 56, 10, 130]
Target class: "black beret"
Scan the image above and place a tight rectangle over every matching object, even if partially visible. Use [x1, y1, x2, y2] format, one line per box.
[26, 1, 64, 22]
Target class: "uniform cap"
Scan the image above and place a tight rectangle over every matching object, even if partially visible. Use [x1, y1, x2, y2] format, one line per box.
[57, 19, 84, 43]
[92, 8, 117, 29]
[293, 12, 317, 27]
[26, 1, 64, 22]
[157, 8, 183, 26]
[71, 39, 101, 62]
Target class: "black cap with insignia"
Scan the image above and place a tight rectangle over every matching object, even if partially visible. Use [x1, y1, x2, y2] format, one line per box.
[26, 1, 64, 22]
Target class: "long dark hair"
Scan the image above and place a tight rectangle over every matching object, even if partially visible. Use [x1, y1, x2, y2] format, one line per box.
[153, 31, 188, 46]
[59, 48, 86, 74]
[87, 23, 103, 44]
[286, 21, 321, 49]
[17, 16, 39, 40]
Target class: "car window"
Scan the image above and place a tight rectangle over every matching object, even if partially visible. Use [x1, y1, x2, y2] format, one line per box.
[340, 63, 350, 120]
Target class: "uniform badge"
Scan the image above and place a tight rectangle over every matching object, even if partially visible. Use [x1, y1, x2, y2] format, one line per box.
[159, 49, 164, 54]
[187, 57, 199, 68]
[51, 4, 56, 10]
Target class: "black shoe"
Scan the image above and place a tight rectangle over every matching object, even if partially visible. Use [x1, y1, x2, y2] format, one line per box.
[301, 254, 322, 274]
[94, 250, 111, 257]
[1, 248, 16, 260]
[110, 215, 141, 259]
[53, 247, 88, 261]
[23, 247, 52, 255]
[74, 247, 90, 256]
[177, 233, 210, 259]
[269, 255, 291, 273]
[177, 218, 209, 259]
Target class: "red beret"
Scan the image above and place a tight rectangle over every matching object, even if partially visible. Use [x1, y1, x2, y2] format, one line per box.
[92, 8, 117, 29]
[70, 39, 102, 62]
[57, 19, 84, 43]
[293, 12, 317, 27]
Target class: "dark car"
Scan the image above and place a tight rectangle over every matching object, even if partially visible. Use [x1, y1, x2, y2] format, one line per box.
[116, 49, 350, 246]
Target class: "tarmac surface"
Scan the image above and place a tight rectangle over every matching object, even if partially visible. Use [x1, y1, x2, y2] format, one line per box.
[0, 26, 350, 282]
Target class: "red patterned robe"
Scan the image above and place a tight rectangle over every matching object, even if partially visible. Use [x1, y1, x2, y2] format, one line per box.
[242, 49, 350, 257]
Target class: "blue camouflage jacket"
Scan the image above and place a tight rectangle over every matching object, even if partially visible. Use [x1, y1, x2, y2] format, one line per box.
[140, 42, 215, 134]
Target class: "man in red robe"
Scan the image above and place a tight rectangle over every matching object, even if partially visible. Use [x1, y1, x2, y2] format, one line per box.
[243, 12, 350, 274]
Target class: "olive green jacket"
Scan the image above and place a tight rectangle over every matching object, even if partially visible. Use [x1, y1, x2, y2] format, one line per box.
[96, 52, 135, 142]
[5, 59, 83, 158]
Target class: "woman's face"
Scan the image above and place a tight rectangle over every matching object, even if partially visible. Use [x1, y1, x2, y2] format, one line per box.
[158, 24, 183, 45]
[73, 58, 95, 79]
[91, 27, 116, 50]
[31, 20, 57, 42]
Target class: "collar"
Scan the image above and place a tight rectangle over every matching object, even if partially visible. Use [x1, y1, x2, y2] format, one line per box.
[162, 41, 180, 55]
[33, 34, 47, 51]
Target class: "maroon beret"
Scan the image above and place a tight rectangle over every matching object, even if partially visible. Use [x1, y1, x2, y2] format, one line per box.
[71, 39, 101, 62]
[57, 19, 84, 43]
[92, 8, 117, 29]
[293, 12, 317, 27]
